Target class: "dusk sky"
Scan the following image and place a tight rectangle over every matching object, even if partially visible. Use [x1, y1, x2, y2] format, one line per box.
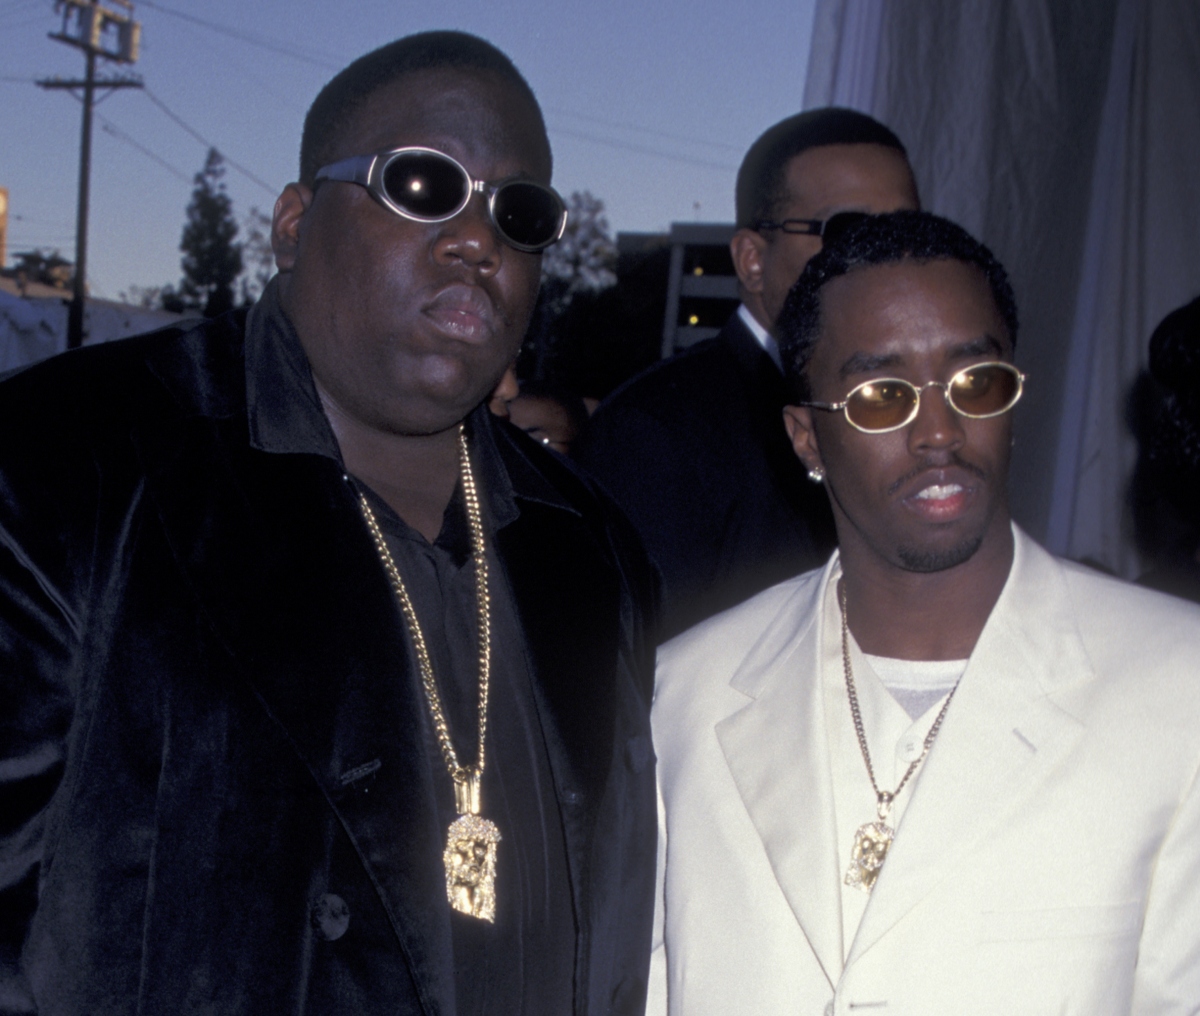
[1, 0, 817, 299]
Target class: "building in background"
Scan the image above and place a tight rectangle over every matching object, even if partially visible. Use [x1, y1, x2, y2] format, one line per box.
[658, 222, 737, 357]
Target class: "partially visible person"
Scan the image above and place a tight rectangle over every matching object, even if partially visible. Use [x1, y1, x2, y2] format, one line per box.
[575, 108, 920, 640]
[649, 211, 1200, 1015]
[507, 379, 589, 455]
[488, 362, 520, 419]
[1131, 294, 1200, 603]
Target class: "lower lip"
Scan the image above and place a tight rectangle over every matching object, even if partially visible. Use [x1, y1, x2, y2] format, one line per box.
[424, 308, 491, 342]
[904, 486, 973, 521]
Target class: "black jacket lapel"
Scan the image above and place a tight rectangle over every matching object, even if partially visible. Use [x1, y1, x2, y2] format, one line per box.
[133, 332, 456, 1015]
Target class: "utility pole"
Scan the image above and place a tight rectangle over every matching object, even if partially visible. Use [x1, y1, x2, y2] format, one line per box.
[38, 0, 142, 349]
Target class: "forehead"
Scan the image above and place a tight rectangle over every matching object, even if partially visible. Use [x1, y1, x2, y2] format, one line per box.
[780, 143, 918, 219]
[813, 259, 1010, 373]
[332, 66, 551, 181]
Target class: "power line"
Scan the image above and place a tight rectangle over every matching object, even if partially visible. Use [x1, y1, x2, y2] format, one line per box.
[549, 126, 737, 173]
[132, 3, 744, 167]
[10, 214, 75, 227]
[545, 106, 744, 155]
[141, 87, 276, 195]
[97, 114, 190, 183]
[0, 13, 46, 31]
[136, 0, 341, 69]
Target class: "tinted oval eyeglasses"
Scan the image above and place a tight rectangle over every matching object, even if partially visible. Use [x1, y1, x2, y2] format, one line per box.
[315, 146, 568, 253]
[800, 361, 1026, 434]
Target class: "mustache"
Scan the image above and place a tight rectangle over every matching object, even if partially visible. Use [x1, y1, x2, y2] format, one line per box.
[886, 455, 988, 497]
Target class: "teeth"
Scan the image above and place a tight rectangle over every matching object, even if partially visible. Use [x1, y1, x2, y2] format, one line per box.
[915, 483, 963, 500]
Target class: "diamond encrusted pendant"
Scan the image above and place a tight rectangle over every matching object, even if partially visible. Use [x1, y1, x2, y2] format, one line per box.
[443, 773, 501, 922]
[844, 819, 894, 893]
[444, 814, 501, 922]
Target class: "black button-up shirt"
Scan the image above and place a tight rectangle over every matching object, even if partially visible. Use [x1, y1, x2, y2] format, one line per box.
[244, 280, 575, 1015]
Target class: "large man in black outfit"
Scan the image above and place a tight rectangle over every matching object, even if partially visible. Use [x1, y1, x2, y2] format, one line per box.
[0, 33, 656, 1016]
[575, 110, 920, 640]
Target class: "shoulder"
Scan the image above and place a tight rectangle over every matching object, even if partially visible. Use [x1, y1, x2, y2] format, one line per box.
[586, 323, 749, 427]
[1004, 530, 1200, 703]
[655, 563, 827, 711]
[1014, 531, 1200, 648]
[494, 418, 658, 588]
[1059, 556, 1200, 660]
[0, 312, 248, 538]
[0, 311, 247, 436]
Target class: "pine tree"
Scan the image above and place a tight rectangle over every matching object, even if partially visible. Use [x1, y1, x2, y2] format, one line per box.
[177, 148, 243, 317]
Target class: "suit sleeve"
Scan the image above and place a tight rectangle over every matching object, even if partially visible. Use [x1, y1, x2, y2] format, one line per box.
[1130, 752, 1200, 1014]
[0, 527, 78, 1014]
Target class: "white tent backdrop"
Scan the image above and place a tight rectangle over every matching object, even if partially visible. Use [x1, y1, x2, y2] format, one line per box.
[804, 0, 1200, 577]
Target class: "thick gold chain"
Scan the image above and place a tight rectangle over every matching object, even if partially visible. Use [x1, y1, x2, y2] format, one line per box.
[838, 580, 957, 820]
[357, 424, 492, 798]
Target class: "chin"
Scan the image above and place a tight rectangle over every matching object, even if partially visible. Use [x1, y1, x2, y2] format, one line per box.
[896, 535, 984, 573]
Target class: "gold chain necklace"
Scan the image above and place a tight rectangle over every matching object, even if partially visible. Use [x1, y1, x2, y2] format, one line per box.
[356, 423, 500, 922]
[838, 581, 959, 893]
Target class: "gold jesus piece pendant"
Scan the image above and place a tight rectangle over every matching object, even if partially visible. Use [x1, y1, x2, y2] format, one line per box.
[444, 814, 501, 922]
[844, 820, 894, 893]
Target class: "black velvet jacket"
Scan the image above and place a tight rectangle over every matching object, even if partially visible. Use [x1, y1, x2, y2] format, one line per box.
[0, 308, 657, 1015]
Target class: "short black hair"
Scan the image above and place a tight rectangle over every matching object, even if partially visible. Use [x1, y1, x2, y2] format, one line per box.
[735, 108, 908, 229]
[514, 380, 589, 437]
[777, 210, 1019, 400]
[299, 31, 547, 187]
[1145, 295, 1200, 502]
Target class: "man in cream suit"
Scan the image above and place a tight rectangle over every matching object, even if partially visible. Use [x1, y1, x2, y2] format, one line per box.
[649, 211, 1200, 1015]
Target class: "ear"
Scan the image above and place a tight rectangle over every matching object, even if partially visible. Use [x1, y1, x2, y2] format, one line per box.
[730, 228, 768, 294]
[271, 183, 314, 273]
[782, 404, 823, 474]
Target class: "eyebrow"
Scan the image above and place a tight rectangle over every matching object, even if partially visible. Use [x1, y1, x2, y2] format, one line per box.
[835, 333, 1008, 379]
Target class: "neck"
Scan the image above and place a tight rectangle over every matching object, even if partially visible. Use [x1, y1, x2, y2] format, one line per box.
[740, 292, 775, 337]
[319, 384, 463, 543]
[838, 517, 1014, 661]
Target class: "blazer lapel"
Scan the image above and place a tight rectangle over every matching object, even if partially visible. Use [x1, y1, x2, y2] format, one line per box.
[135, 410, 455, 1016]
[847, 530, 1092, 965]
[715, 561, 846, 988]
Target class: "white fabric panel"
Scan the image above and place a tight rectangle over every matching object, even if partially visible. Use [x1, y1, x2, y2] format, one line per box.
[803, 0, 885, 110]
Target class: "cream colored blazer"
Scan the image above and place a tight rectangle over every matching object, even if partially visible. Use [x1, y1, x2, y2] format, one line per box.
[649, 527, 1200, 1016]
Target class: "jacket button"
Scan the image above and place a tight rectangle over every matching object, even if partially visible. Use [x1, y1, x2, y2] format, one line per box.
[312, 893, 350, 941]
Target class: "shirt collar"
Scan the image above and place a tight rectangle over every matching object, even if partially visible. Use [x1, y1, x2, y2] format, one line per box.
[244, 276, 342, 461]
[738, 303, 783, 371]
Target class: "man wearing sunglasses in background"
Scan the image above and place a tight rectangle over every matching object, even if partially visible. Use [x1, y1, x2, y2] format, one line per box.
[0, 32, 657, 1016]
[649, 212, 1200, 1014]
[575, 108, 920, 641]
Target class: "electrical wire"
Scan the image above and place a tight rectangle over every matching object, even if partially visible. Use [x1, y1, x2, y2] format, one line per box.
[141, 88, 277, 195]
[545, 106, 745, 154]
[136, 0, 342, 69]
[96, 114, 191, 183]
[134, 4, 742, 169]
[549, 126, 737, 172]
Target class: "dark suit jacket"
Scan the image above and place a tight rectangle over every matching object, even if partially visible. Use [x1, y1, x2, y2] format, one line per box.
[0, 311, 657, 1015]
[574, 313, 834, 641]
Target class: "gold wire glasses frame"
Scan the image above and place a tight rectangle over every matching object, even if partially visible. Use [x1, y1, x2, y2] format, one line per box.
[800, 361, 1026, 434]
